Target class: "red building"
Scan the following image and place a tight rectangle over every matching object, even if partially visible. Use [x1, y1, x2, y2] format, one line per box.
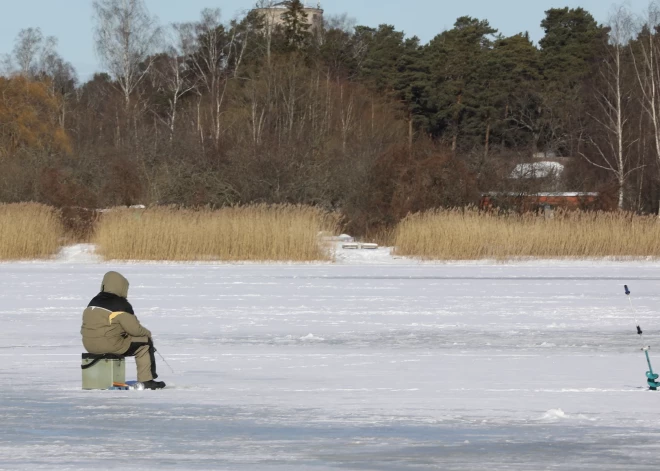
[480, 192, 600, 212]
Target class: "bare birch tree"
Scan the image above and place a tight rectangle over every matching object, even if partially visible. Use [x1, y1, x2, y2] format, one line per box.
[189, 8, 243, 144]
[253, 0, 277, 66]
[42, 52, 78, 128]
[580, 6, 638, 209]
[13, 28, 46, 76]
[631, 2, 660, 170]
[10, 28, 58, 78]
[93, 0, 160, 109]
[155, 23, 198, 140]
[339, 84, 355, 154]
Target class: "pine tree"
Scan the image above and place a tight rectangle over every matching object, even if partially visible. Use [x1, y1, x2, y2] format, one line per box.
[540, 7, 609, 90]
[394, 37, 429, 150]
[538, 7, 609, 155]
[281, 0, 311, 48]
[489, 32, 542, 151]
[356, 25, 406, 92]
[356, 25, 425, 150]
[425, 17, 497, 152]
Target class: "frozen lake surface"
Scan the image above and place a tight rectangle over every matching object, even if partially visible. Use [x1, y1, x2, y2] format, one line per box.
[2, 249, 660, 470]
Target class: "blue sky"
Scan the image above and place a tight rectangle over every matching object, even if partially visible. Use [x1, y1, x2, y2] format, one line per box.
[0, 0, 651, 81]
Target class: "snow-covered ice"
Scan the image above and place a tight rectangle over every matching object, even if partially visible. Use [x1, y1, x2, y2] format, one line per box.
[2, 246, 660, 469]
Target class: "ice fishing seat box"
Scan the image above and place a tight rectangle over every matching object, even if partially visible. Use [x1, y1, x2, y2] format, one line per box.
[81, 353, 125, 389]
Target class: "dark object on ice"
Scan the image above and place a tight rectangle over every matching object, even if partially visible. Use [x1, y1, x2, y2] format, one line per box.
[81, 271, 163, 387]
[143, 380, 166, 390]
[624, 284, 660, 390]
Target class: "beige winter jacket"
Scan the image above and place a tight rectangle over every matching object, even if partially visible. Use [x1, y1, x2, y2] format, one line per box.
[81, 271, 152, 355]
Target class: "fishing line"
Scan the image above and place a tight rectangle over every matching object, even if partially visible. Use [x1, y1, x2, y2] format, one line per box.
[155, 348, 175, 374]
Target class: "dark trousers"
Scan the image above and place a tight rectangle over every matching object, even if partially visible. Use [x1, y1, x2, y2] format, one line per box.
[122, 337, 158, 381]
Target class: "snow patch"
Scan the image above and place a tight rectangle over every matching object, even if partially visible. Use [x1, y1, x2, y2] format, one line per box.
[300, 333, 325, 341]
[55, 244, 101, 263]
[541, 408, 567, 420]
[547, 323, 567, 329]
[539, 409, 593, 421]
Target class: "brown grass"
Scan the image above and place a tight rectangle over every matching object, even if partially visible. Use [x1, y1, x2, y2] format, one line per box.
[364, 227, 397, 247]
[94, 205, 339, 261]
[60, 207, 100, 243]
[0, 203, 63, 260]
[394, 208, 660, 260]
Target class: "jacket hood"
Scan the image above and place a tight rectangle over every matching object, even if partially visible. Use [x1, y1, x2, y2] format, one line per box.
[101, 271, 129, 298]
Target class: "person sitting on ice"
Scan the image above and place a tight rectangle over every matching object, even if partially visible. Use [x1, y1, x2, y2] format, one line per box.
[81, 271, 166, 390]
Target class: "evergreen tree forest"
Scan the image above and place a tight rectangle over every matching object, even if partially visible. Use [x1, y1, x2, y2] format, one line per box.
[2, 0, 660, 234]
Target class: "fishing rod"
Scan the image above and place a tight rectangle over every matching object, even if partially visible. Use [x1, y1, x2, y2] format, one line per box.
[625, 285, 660, 390]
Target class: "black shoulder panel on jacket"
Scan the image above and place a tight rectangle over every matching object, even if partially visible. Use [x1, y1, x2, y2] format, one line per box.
[88, 292, 135, 315]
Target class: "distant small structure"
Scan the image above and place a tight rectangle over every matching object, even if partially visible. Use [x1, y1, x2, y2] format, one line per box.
[480, 192, 600, 212]
[341, 242, 379, 250]
[532, 151, 558, 159]
[253, 1, 324, 31]
[510, 161, 565, 180]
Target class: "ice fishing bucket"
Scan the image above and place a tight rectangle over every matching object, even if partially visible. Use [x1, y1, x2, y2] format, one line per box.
[81, 353, 126, 390]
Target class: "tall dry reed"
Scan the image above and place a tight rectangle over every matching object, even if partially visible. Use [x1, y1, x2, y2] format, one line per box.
[94, 205, 338, 261]
[394, 208, 660, 260]
[0, 203, 63, 260]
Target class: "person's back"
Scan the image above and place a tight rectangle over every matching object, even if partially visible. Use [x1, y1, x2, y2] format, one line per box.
[81, 271, 166, 390]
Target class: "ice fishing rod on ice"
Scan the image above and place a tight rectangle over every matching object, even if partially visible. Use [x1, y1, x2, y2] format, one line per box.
[624, 285, 660, 390]
[625, 285, 644, 342]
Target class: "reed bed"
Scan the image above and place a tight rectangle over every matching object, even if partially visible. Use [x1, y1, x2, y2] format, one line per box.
[94, 205, 338, 261]
[394, 208, 660, 260]
[364, 226, 397, 247]
[0, 203, 64, 260]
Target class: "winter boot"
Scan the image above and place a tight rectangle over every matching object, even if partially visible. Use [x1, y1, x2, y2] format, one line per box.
[143, 380, 166, 390]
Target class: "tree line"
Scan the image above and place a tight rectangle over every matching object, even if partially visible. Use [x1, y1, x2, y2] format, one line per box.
[1, 0, 660, 234]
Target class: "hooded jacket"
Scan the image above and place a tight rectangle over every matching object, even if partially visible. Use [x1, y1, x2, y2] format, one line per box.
[81, 271, 152, 354]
